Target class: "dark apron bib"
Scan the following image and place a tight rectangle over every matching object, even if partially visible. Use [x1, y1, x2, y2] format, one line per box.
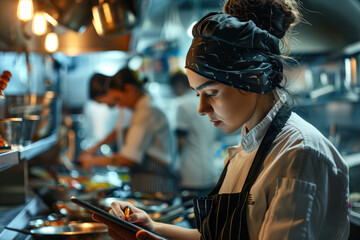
[193, 106, 291, 240]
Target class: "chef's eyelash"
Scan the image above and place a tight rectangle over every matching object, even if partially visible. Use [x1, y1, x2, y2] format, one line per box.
[196, 92, 217, 97]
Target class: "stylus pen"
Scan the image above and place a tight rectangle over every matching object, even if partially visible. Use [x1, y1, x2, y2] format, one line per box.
[124, 206, 131, 220]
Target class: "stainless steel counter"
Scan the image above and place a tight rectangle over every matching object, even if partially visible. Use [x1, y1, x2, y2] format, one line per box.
[0, 132, 58, 172]
[0, 196, 48, 240]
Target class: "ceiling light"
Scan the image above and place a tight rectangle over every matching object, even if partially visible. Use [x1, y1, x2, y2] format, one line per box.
[17, 0, 34, 21]
[45, 32, 59, 52]
[32, 12, 47, 36]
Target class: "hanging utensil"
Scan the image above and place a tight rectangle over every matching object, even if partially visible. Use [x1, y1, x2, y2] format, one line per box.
[92, 0, 137, 37]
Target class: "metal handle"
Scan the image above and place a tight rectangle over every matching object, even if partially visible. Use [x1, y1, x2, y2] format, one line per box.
[4, 227, 31, 235]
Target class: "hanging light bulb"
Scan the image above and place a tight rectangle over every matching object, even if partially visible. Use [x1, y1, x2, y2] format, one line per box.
[45, 32, 59, 52]
[17, 0, 34, 21]
[32, 12, 47, 36]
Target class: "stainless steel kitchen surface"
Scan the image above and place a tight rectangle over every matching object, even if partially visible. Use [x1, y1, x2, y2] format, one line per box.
[1, 0, 360, 239]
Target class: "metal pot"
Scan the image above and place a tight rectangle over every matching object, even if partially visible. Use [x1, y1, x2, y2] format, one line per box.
[33, 184, 79, 209]
[5, 92, 60, 140]
[38, 0, 93, 33]
[22, 115, 39, 146]
[0, 117, 23, 147]
[92, 0, 137, 37]
[5, 222, 109, 240]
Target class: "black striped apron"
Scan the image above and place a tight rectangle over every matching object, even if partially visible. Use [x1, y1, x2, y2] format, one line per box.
[193, 106, 291, 240]
[130, 154, 177, 194]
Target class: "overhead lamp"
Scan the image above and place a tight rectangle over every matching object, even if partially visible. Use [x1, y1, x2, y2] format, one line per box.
[32, 12, 47, 36]
[45, 32, 59, 52]
[17, 0, 34, 21]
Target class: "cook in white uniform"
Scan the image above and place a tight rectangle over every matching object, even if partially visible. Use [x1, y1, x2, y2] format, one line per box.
[79, 68, 177, 194]
[170, 72, 218, 196]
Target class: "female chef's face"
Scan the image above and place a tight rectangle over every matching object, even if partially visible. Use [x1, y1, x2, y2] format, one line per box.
[186, 69, 258, 134]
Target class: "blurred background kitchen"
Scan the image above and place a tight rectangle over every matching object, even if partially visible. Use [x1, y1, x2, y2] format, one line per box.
[0, 0, 360, 239]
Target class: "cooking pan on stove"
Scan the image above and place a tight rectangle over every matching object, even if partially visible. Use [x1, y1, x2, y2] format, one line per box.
[99, 197, 169, 213]
[5, 222, 108, 240]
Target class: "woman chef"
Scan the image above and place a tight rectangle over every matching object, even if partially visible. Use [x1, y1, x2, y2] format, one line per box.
[92, 0, 350, 239]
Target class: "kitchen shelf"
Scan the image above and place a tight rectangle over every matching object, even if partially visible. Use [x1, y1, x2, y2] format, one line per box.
[0, 133, 58, 172]
[0, 150, 18, 172]
[19, 132, 58, 161]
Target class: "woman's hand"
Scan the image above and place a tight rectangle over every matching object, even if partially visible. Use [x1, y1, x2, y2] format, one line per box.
[109, 201, 155, 232]
[92, 201, 161, 240]
[93, 214, 162, 240]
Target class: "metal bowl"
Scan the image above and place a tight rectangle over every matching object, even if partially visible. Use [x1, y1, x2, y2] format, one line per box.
[22, 115, 40, 146]
[4, 92, 60, 140]
[0, 118, 23, 147]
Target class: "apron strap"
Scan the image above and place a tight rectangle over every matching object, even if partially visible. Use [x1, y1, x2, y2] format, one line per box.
[241, 106, 291, 194]
[208, 161, 230, 196]
[193, 105, 292, 240]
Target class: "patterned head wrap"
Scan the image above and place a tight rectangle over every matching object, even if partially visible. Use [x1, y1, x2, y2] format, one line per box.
[185, 12, 283, 94]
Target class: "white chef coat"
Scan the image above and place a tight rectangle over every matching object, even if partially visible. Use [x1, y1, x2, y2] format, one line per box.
[175, 90, 217, 189]
[114, 95, 176, 193]
[116, 95, 173, 166]
[220, 95, 350, 240]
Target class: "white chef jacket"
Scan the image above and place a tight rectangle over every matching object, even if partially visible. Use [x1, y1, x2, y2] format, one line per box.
[114, 95, 176, 193]
[116, 95, 173, 166]
[220, 95, 350, 240]
[175, 90, 217, 189]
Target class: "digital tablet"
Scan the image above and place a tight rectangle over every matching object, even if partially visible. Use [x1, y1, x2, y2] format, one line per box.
[70, 196, 167, 240]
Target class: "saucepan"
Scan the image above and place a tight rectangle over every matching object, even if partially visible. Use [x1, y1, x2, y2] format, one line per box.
[5, 222, 109, 240]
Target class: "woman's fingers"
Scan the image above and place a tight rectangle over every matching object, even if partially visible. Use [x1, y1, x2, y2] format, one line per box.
[110, 201, 138, 219]
[128, 211, 150, 224]
[108, 201, 155, 231]
[110, 201, 127, 219]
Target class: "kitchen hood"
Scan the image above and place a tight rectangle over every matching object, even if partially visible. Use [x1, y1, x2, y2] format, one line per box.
[0, 0, 138, 55]
[131, 0, 360, 55]
[1, 0, 360, 55]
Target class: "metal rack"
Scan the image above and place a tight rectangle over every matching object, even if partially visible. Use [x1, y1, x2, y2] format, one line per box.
[0, 150, 18, 172]
[0, 132, 58, 172]
[0, 133, 58, 239]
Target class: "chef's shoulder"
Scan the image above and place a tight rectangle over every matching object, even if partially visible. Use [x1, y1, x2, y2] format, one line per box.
[275, 112, 347, 175]
[132, 100, 168, 125]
